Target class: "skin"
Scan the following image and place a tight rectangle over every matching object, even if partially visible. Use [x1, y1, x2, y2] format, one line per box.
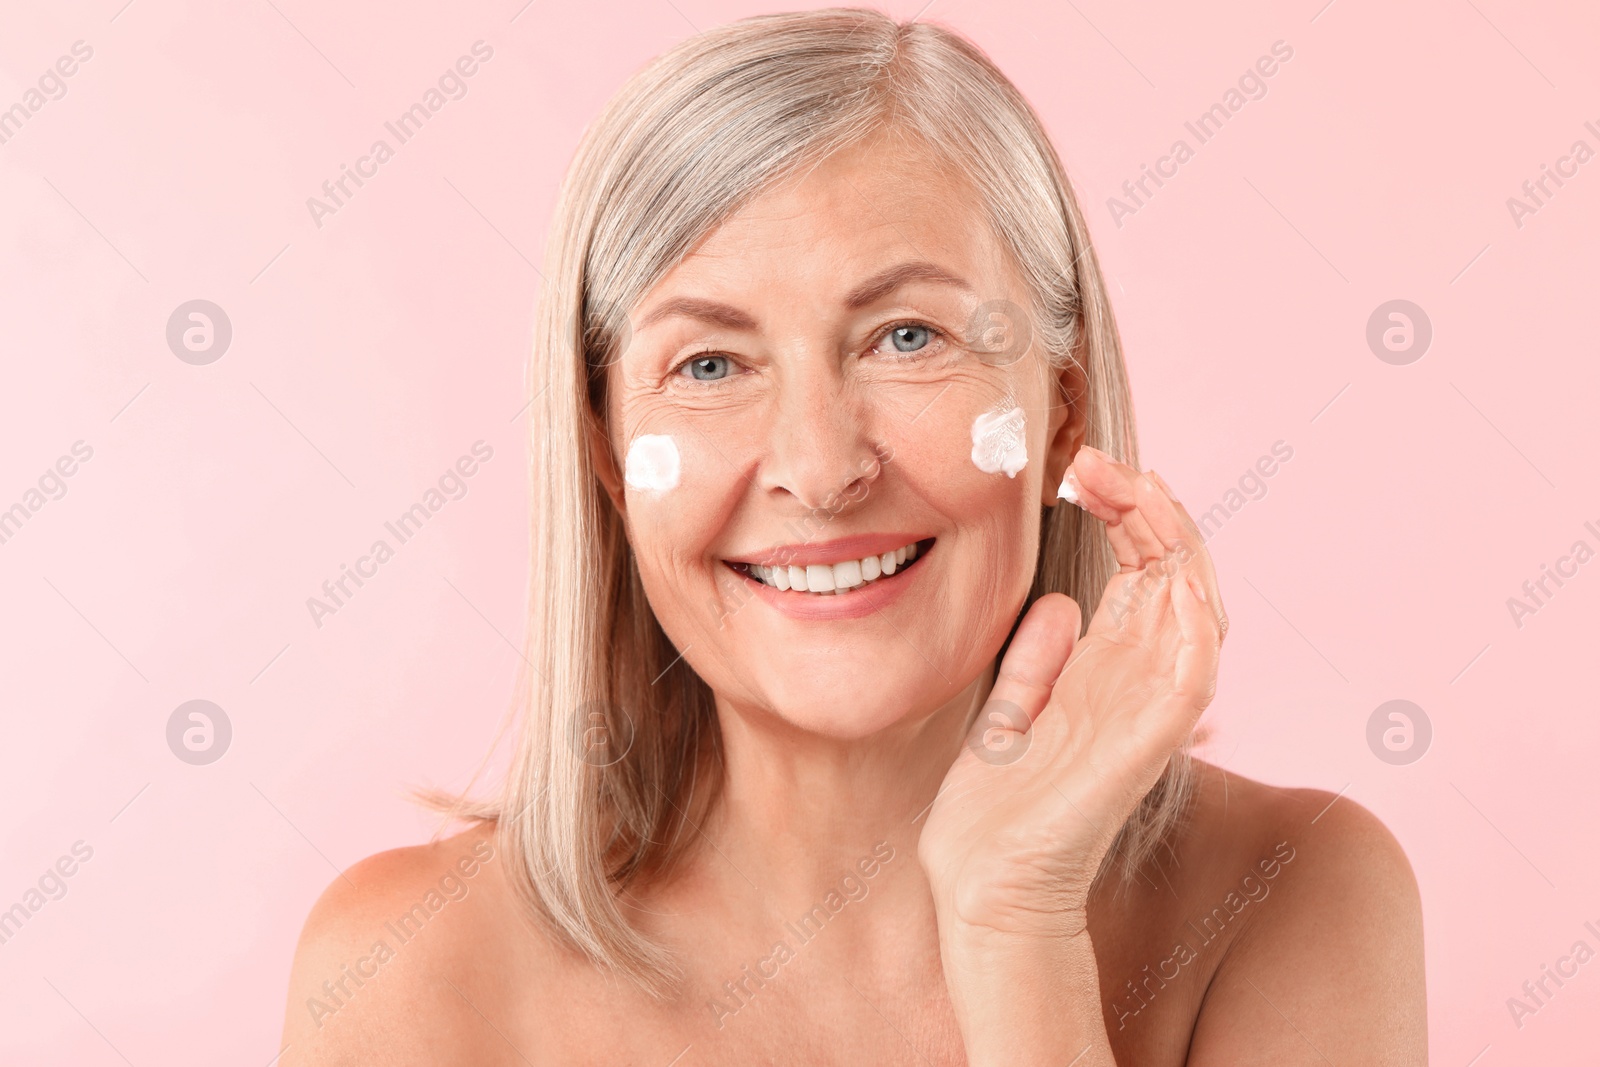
[279, 132, 1426, 1065]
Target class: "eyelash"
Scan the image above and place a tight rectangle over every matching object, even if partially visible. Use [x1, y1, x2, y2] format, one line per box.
[669, 319, 947, 385]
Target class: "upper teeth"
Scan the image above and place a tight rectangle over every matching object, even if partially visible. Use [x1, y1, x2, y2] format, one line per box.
[747, 541, 920, 594]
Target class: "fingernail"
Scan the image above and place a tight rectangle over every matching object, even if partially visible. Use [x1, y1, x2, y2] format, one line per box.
[1189, 573, 1208, 603]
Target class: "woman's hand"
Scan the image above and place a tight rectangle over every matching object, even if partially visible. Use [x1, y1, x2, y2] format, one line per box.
[917, 446, 1227, 1064]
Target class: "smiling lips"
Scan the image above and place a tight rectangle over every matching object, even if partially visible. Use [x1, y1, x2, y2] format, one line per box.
[749, 540, 920, 594]
[726, 535, 934, 597]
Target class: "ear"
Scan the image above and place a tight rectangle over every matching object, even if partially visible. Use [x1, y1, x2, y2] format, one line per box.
[1040, 347, 1089, 508]
[587, 413, 627, 517]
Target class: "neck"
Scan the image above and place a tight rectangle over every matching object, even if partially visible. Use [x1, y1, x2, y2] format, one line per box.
[696, 661, 995, 917]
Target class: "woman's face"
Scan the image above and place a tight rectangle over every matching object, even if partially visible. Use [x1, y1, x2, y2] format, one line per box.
[600, 134, 1083, 740]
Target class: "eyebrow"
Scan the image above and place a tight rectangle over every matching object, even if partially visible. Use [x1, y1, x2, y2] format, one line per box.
[633, 260, 973, 332]
[843, 260, 973, 309]
[634, 296, 757, 333]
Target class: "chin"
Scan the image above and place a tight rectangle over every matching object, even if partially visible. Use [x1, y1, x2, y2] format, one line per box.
[745, 664, 954, 741]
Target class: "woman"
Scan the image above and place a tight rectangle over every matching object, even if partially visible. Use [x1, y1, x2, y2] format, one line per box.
[281, 9, 1425, 1063]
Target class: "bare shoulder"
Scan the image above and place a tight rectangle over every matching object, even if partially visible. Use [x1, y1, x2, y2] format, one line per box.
[1176, 760, 1419, 887]
[278, 821, 531, 1066]
[1177, 761, 1427, 1065]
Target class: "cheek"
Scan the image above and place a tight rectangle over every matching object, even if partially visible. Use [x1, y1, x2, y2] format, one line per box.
[618, 427, 750, 628]
[882, 388, 1043, 581]
[623, 430, 735, 535]
[880, 384, 1038, 505]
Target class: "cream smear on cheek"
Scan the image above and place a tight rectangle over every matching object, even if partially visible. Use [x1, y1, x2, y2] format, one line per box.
[970, 404, 1027, 478]
[624, 433, 680, 492]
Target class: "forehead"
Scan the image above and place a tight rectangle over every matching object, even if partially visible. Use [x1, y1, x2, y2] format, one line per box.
[644, 135, 1016, 302]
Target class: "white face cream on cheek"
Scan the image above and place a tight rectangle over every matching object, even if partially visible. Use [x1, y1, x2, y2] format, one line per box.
[970, 404, 1028, 478]
[624, 433, 681, 492]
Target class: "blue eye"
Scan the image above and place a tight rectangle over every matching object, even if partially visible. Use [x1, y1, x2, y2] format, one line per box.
[889, 324, 931, 353]
[682, 354, 732, 381]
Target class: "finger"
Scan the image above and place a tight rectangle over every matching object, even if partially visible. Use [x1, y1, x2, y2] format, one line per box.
[1146, 470, 1203, 544]
[1080, 450, 1183, 557]
[1173, 570, 1221, 720]
[1095, 503, 1210, 646]
[1091, 553, 1177, 640]
[1140, 569, 1220, 746]
[1070, 454, 1221, 644]
[1064, 452, 1162, 572]
[984, 593, 1082, 730]
[1058, 461, 1119, 524]
[1073, 449, 1170, 565]
[1145, 470, 1227, 638]
[1104, 463, 1224, 635]
[1073, 460, 1192, 638]
[1132, 472, 1190, 551]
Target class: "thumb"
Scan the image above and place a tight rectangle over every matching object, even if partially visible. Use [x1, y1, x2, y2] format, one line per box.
[967, 594, 1081, 761]
[993, 593, 1081, 724]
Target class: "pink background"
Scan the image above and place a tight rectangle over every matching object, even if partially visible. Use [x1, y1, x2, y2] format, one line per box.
[2, 0, 1597, 1062]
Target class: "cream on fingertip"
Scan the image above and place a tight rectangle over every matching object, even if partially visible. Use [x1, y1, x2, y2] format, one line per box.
[1057, 466, 1086, 508]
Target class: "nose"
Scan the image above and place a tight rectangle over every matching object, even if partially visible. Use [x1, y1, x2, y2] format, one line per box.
[758, 362, 884, 514]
